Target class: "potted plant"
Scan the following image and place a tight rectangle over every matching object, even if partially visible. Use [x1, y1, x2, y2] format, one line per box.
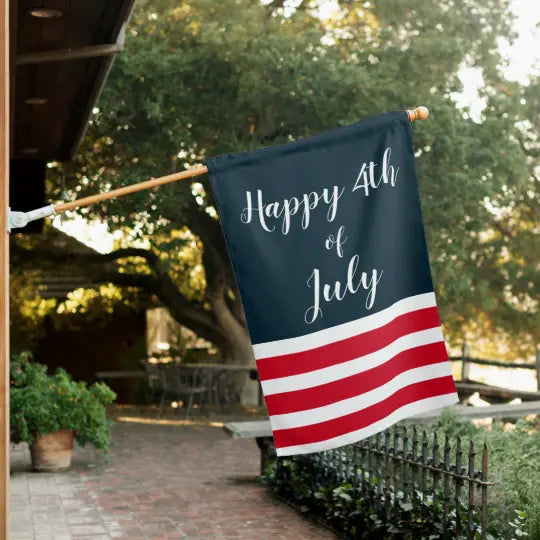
[10, 353, 116, 471]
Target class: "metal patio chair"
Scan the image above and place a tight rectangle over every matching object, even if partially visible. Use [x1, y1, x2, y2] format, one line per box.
[161, 364, 209, 418]
[142, 360, 167, 407]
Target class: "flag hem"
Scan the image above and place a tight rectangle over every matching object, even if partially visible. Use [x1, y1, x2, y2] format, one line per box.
[274, 392, 459, 456]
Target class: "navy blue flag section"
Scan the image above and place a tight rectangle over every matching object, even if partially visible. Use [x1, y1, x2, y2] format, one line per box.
[207, 111, 458, 456]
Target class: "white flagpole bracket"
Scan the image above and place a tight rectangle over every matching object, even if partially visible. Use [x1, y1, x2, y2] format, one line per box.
[7, 204, 56, 233]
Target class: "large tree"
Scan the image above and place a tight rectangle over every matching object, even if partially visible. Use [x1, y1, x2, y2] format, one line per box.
[23, 0, 537, 365]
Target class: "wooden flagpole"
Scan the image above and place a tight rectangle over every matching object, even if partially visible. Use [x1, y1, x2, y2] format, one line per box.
[55, 166, 209, 213]
[1, 0, 9, 536]
[54, 107, 428, 215]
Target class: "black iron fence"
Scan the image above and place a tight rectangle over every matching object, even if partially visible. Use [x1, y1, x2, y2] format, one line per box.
[272, 425, 492, 539]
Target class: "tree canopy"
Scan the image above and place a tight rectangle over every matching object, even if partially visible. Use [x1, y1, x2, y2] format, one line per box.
[37, 0, 538, 361]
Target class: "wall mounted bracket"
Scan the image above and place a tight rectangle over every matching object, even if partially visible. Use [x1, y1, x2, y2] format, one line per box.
[7, 205, 56, 233]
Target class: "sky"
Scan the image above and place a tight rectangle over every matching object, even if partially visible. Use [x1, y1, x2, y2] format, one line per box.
[54, 0, 539, 253]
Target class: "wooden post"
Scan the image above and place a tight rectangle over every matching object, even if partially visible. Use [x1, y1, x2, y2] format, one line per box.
[536, 345, 540, 392]
[0, 0, 9, 536]
[461, 343, 470, 381]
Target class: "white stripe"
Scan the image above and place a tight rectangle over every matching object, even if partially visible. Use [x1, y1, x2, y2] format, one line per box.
[261, 327, 444, 395]
[275, 393, 459, 456]
[253, 292, 437, 359]
[269, 362, 452, 430]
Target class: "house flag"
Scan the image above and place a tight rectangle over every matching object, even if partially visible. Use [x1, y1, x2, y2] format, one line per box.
[207, 111, 458, 456]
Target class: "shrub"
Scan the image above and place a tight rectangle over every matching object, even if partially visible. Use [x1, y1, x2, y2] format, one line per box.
[268, 455, 486, 539]
[432, 410, 540, 539]
[265, 411, 539, 539]
[10, 353, 117, 453]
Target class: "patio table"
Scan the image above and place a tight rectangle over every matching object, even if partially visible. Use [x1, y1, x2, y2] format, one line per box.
[96, 370, 146, 380]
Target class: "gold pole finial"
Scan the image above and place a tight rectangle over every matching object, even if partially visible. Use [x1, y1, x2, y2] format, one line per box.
[406, 106, 429, 122]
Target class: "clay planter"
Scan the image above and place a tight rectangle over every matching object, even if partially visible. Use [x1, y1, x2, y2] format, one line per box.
[31, 430, 74, 472]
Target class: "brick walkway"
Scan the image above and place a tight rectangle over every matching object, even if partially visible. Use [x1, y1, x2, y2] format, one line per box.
[10, 421, 336, 539]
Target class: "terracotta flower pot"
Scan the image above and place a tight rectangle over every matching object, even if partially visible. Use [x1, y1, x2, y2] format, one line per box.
[31, 430, 74, 472]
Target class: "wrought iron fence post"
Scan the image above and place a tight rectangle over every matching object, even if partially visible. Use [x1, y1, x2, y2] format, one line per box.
[461, 342, 471, 381]
[359, 443, 364, 494]
[467, 441, 476, 540]
[455, 437, 463, 537]
[352, 445, 359, 495]
[393, 427, 400, 511]
[432, 433, 440, 523]
[384, 430, 391, 520]
[411, 427, 419, 512]
[376, 433, 384, 506]
[367, 436, 374, 498]
[442, 433, 451, 538]
[421, 430, 428, 520]
[481, 443, 488, 540]
[402, 426, 409, 503]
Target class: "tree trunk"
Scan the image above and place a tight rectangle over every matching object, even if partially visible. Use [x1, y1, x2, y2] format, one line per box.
[210, 290, 258, 404]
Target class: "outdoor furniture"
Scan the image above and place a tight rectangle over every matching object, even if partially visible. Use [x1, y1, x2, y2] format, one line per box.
[181, 363, 261, 405]
[180, 364, 223, 407]
[141, 362, 167, 407]
[162, 364, 210, 418]
[224, 420, 274, 474]
[141, 361, 209, 418]
[142, 361, 263, 413]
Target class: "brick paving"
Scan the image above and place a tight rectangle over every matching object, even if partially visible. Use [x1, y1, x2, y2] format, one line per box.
[9, 420, 336, 539]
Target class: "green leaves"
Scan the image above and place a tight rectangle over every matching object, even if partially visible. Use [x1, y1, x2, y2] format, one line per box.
[266, 414, 539, 539]
[44, 0, 538, 357]
[9, 353, 116, 453]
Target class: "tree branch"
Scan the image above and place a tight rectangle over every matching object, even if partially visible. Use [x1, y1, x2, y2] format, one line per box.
[93, 269, 232, 353]
[12, 240, 232, 354]
[11, 244, 158, 266]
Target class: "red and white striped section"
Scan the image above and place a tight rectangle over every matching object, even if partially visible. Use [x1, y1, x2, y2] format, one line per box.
[254, 292, 458, 456]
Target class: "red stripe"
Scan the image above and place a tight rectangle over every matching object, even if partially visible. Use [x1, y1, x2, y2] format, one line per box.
[257, 307, 441, 381]
[265, 341, 448, 416]
[273, 376, 456, 449]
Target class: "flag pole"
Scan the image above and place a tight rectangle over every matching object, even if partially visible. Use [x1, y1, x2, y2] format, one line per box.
[55, 166, 209, 213]
[8, 107, 429, 229]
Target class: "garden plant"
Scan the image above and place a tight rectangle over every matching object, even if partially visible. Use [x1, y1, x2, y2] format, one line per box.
[10, 353, 116, 457]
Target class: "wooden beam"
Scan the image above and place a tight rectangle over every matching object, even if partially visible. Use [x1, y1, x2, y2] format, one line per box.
[455, 381, 540, 403]
[536, 345, 540, 392]
[16, 43, 123, 66]
[0, 0, 10, 536]
[461, 342, 470, 381]
[449, 355, 536, 370]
